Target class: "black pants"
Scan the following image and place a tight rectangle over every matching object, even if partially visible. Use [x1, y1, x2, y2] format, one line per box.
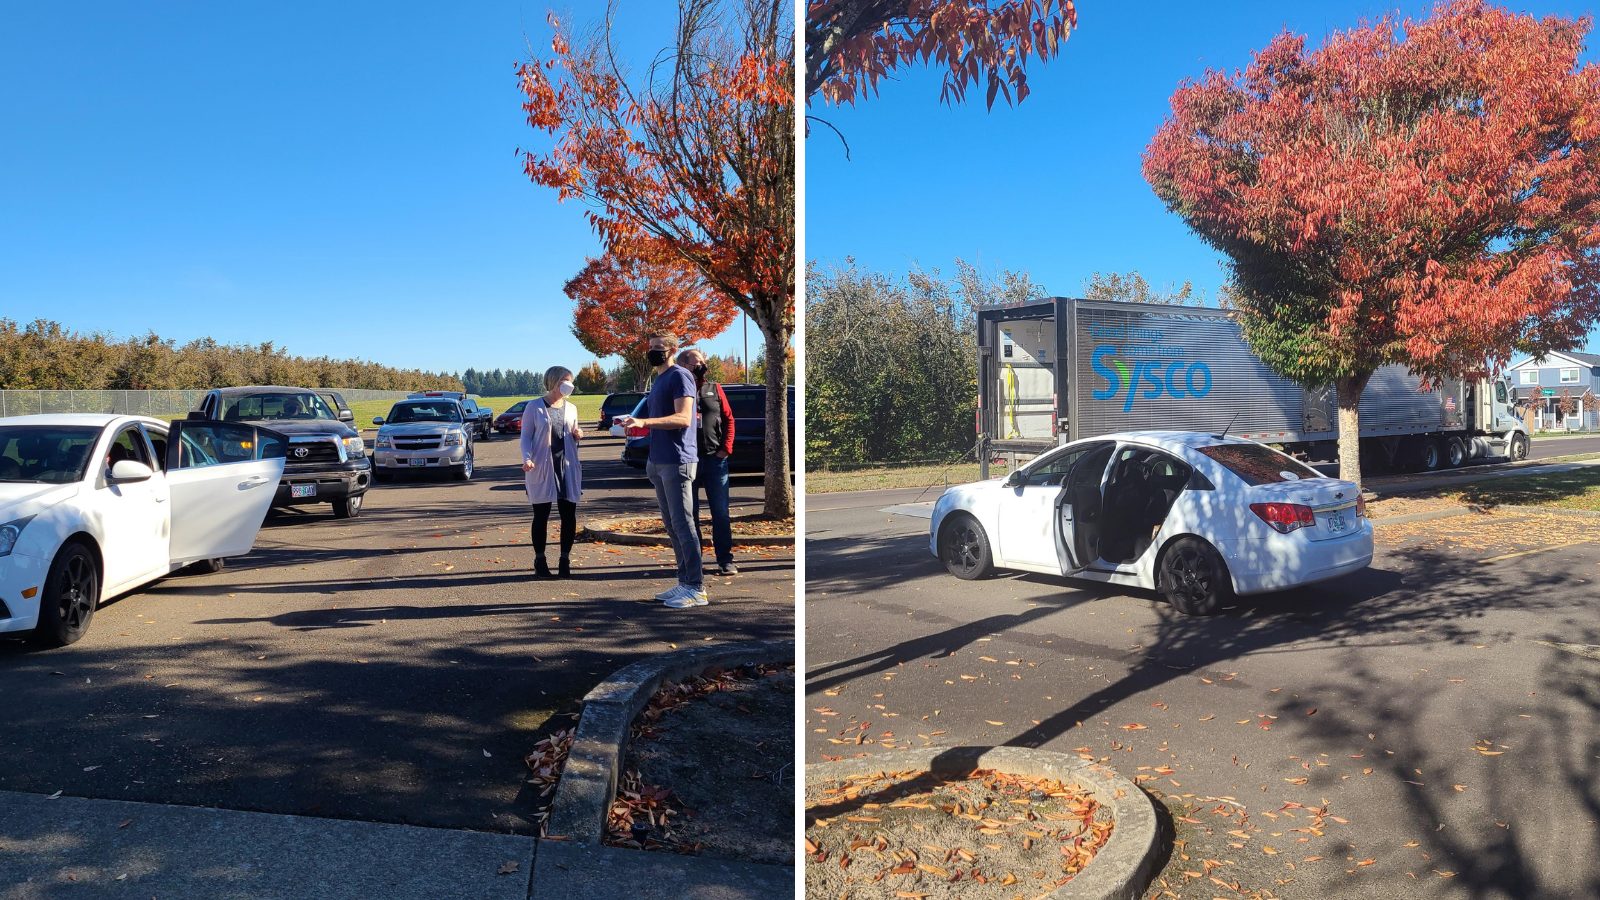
[532, 499, 577, 561]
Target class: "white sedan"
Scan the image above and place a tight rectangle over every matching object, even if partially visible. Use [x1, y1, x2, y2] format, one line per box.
[0, 414, 286, 647]
[930, 431, 1373, 615]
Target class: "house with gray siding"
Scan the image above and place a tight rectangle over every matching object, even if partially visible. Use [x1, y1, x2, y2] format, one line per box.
[1506, 351, 1600, 431]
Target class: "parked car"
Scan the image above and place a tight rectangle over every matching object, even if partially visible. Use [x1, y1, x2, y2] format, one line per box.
[724, 384, 796, 474]
[409, 391, 493, 440]
[930, 431, 1373, 616]
[599, 392, 645, 430]
[371, 399, 475, 481]
[494, 400, 529, 435]
[0, 414, 286, 646]
[195, 386, 371, 518]
[611, 384, 796, 474]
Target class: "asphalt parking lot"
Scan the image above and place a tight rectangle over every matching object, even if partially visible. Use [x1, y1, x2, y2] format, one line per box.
[0, 428, 794, 834]
[805, 495, 1599, 899]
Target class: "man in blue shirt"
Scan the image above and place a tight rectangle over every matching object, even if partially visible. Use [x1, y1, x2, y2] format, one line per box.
[616, 331, 705, 608]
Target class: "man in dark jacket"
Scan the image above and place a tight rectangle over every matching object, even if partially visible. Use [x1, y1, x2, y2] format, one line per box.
[678, 349, 737, 575]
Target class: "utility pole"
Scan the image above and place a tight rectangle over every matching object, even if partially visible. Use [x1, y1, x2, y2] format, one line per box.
[742, 311, 749, 384]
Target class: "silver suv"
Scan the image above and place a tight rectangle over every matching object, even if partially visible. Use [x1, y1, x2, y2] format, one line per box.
[371, 399, 475, 481]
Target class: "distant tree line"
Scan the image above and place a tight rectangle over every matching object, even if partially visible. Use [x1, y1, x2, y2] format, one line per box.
[806, 259, 1042, 468]
[0, 319, 462, 392]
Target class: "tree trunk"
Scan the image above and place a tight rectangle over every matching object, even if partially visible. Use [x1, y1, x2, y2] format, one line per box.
[760, 320, 793, 518]
[1335, 371, 1373, 489]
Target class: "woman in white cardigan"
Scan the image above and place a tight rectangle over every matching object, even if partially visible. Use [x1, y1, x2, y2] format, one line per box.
[520, 366, 584, 577]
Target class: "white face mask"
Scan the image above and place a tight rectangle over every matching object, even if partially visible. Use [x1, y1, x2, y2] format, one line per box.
[557, 381, 575, 397]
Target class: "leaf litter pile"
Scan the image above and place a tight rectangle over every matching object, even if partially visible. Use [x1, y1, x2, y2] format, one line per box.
[607, 663, 794, 864]
[583, 514, 795, 540]
[806, 769, 1114, 899]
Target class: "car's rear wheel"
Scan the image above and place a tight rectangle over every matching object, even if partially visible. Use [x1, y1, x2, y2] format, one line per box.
[189, 558, 225, 575]
[32, 542, 99, 647]
[1159, 537, 1231, 616]
[334, 494, 364, 519]
[940, 514, 993, 580]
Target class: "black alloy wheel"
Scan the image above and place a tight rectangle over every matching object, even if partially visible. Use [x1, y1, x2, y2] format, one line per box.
[940, 515, 992, 580]
[33, 542, 99, 647]
[1160, 537, 1229, 616]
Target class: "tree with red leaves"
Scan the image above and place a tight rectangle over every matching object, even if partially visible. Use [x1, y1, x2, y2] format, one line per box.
[1144, 0, 1600, 486]
[565, 247, 738, 392]
[806, 1, 1076, 107]
[520, 0, 794, 515]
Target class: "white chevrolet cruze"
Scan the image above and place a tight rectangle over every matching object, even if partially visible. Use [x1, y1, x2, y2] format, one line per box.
[930, 432, 1373, 615]
[0, 414, 286, 647]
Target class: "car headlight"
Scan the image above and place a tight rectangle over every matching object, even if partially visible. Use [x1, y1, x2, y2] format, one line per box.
[0, 515, 35, 558]
[444, 432, 464, 445]
[375, 435, 392, 449]
[343, 436, 365, 455]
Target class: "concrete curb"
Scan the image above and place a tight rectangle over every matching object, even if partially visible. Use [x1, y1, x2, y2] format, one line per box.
[580, 517, 793, 547]
[1369, 506, 1477, 527]
[543, 639, 796, 844]
[806, 747, 1161, 900]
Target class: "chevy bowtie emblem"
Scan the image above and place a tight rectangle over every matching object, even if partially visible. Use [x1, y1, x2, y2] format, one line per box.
[293, 447, 309, 459]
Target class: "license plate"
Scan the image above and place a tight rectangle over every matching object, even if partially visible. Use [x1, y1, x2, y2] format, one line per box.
[290, 484, 317, 498]
[1324, 510, 1347, 533]
[410, 458, 427, 466]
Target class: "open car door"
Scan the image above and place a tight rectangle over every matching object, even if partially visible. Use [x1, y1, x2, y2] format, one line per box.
[1053, 442, 1116, 575]
[163, 420, 288, 565]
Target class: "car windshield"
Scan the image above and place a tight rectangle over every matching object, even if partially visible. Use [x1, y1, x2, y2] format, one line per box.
[505, 401, 527, 415]
[388, 401, 462, 424]
[221, 393, 337, 422]
[604, 394, 643, 411]
[726, 391, 765, 419]
[0, 425, 101, 484]
[1197, 443, 1322, 485]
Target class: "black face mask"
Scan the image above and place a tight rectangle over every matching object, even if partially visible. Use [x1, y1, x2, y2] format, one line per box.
[647, 348, 670, 367]
[692, 364, 708, 378]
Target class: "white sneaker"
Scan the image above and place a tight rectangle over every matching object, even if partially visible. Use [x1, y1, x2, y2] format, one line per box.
[654, 584, 688, 602]
[665, 587, 708, 608]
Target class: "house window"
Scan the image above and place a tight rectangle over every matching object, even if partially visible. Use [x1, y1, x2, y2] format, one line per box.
[1520, 370, 1538, 385]
[1561, 368, 1581, 384]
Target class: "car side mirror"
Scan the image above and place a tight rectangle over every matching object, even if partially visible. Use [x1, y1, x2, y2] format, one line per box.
[372, 417, 385, 425]
[338, 410, 354, 422]
[1004, 470, 1024, 488]
[109, 460, 154, 483]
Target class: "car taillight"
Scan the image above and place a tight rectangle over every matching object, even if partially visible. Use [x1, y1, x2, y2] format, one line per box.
[626, 426, 648, 438]
[1356, 495, 1368, 518]
[1250, 502, 1316, 534]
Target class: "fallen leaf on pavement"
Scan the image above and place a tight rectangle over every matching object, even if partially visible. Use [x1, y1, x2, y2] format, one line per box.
[497, 861, 519, 875]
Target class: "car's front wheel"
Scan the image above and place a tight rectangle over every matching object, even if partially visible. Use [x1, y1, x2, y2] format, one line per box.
[32, 542, 100, 647]
[454, 451, 474, 481]
[1509, 432, 1530, 462]
[334, 494, 364, 519]
[940, 514, 993, 580]
[1159, 537, 1231, 616]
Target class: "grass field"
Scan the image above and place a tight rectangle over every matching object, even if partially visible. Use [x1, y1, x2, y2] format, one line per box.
[1448, 465, 1600, 512]
[806, 460, 1011, 493]
[348, 394, 607, 430]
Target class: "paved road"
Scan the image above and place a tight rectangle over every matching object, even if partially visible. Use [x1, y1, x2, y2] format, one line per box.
[0, 429, 793, 834]
[805, 500, 1599, 898]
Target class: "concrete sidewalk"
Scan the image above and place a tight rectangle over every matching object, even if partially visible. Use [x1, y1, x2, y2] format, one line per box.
[0, 791, 793, 900]
[0, 790, 535, 900]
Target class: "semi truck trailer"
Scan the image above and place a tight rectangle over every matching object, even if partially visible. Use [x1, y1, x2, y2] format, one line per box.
[977, 297, 1531, 478]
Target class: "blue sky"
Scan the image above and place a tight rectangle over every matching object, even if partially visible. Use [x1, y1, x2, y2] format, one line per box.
[806, 0, 1600, 355]
[0, 1, 764, 378]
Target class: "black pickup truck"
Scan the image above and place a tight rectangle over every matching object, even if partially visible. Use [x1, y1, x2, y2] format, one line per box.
[194, 386, 372, 518]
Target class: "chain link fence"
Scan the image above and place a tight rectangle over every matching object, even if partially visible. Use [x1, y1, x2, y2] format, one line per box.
[0, 389, 414, 418]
